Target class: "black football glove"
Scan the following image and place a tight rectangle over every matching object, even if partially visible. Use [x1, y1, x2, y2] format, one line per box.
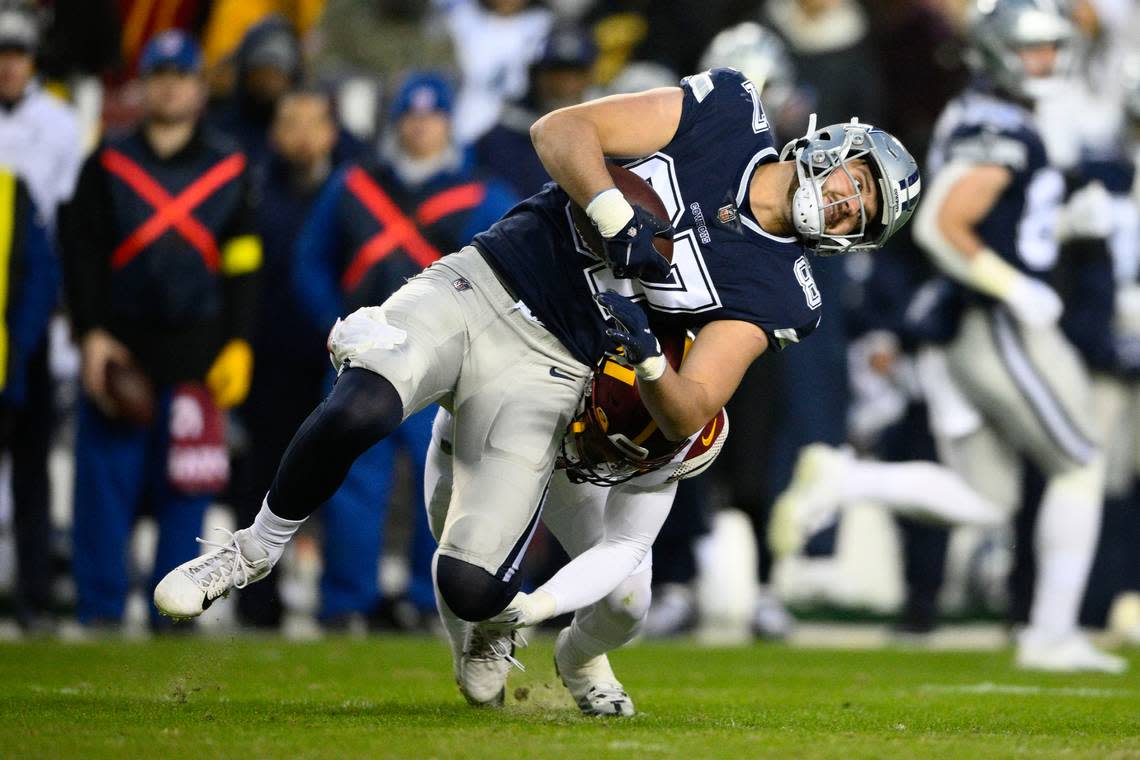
[601, 205, 674, 280]
[594, 291, 667, 380]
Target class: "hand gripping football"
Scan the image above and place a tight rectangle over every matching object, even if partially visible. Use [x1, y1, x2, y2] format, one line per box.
[571, 163, 674, 263]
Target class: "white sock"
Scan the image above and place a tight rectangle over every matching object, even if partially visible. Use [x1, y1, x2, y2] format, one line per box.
[249, 498, 306, 566]
[843, 459, 1005, 527]
[1029, 462, 1104, 638]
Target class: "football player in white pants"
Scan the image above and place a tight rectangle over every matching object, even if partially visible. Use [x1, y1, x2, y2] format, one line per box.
[907, 0, 1124, 673]
[425, 404, 727, 716]
[769, 439, 1008, 559]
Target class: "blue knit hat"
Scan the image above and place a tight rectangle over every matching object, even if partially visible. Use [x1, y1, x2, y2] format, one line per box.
[139, 30, 202, 76]
[390, 72, 454, 120]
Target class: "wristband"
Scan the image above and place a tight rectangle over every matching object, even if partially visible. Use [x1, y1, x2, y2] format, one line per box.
[965, 248, 1021, 300]
[635, 352, 667, 382]
[585, 187, 634, 238]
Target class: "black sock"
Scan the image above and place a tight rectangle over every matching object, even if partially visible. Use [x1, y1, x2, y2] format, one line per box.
[266, 368, 404, 520]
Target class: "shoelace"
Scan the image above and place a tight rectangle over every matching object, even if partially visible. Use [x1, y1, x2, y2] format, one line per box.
[468, 624, 528, 672]
[192, 528, 259, 598]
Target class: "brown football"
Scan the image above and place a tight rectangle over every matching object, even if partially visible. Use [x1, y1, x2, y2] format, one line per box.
[571, 163, 674, 264]
[105, 358, 156, 427]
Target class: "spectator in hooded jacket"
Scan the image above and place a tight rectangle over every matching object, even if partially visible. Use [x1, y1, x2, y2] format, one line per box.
[207, 15, 304, 166]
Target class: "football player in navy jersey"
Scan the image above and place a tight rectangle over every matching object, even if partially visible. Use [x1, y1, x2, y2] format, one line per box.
[154, 65, 920, 690]
[913, 0, 1126, 673]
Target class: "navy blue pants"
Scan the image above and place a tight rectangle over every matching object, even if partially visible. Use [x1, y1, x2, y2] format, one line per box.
[319, 404, 437, 619]
[72, 391, 212, 626]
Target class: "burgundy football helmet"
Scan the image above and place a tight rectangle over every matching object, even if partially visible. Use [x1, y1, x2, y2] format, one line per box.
[559, 327, 729, 485]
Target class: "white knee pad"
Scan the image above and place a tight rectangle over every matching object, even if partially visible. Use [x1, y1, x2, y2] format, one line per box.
[327, 307, 408, 374]
[601, 566, 653, 626]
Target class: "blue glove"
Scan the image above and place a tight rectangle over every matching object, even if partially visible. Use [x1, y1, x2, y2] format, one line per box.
[594, 291, 667, 380]
[602, 205, 673, 280]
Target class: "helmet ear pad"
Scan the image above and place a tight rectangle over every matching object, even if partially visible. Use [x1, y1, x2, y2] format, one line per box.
[791, 180, 823, 241]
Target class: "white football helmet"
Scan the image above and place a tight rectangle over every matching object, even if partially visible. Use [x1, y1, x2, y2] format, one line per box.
[780, 115, 921, 254]
[699, 22, 797, 118]
[1123, 53, 1140, 126]
[965, 0, 1075, 101]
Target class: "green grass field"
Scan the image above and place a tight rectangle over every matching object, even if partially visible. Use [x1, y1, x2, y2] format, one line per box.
[2, 635, 1138, 759]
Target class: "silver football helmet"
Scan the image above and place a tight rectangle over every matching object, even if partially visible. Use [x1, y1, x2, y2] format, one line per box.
[780, 115, 921, 254]
[699, 22, 796, 116]
[965, 0, 1075, 101]
[1123, 53, 1140, 126]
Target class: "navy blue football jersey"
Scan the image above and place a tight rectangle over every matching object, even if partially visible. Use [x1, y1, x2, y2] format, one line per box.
[474, 68, 822, 366]
[927, 88, 1063, 279]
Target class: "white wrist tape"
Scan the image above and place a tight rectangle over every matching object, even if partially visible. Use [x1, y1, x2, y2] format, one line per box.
[965, 248, 1021, 300]
[585, 187, 634, 238]
[635, 352, 667, 382]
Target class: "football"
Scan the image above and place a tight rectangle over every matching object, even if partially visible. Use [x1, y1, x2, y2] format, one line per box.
[105, 357, 156, 427]
[570, 163, 674, 264]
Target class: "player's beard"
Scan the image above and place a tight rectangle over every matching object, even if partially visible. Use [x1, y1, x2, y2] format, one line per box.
[786, 171, 800, 212]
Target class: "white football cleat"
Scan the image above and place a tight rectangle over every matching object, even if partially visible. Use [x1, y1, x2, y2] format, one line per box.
[752, 587, 795, 640]
[154, 528, 271, 619]
[1016, 631, 1128, 674]
[554, 627, 635, 717]
[458, 613, 526, 707]
[768, 443, 848, 558]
